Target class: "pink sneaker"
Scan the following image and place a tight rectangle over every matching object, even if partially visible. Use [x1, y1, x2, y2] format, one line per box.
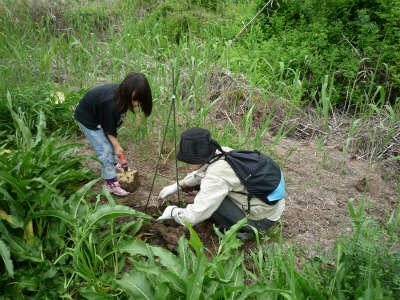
[105, 181, 129, 196]
[114, 163, 125, 173]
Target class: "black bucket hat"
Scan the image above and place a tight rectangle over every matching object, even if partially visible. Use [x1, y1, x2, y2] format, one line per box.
[177, 127, 218, 164]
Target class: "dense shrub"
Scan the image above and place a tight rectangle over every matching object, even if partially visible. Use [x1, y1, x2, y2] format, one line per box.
[252, 0, 400, 108]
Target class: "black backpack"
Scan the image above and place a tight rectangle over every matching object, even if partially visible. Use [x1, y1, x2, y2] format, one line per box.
[210, 147, 284, 211]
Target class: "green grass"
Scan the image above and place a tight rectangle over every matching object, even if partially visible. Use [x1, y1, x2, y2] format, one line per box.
[1, 0, 400, 298]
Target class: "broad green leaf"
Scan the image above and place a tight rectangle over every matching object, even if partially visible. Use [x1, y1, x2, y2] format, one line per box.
[121, 240, 186, 289]
[177, 236, 196, 271]
[219, 254, 245, 282]
[117, 219, 144, 236]
[86, 204, 152, 231]
[0, 223, 41, 262]
[69, 178, 102, 205]
[229, 267, 245, 300]
[13, 111, 33, 150]
[117, 272, 154, 300]
[185, 221, 203, 256]
[98, 231, 128, 254]
[134, 262, 185, 293]
[78, 286, 111, 300]
[152, 245, 183, 275]
[0, 171, 25, 199]
[216, 218, 246, 257]
[101, 186, 116, 205]
[120, 240, 154, 259]
[211, 286, 247, 299]
[6, 91, 31, 148]
[231, 286, 291, 300]
[294, 271, 319, 296]
[20, 150, 34, 175]
[49, 170, 92, 187]
[30, 177, 59, 193]
[33, 110, 46, 147]
[0, 239, 14, 277]
[187, 253, 207, 300]
[35, 209, 77, 227]
[15, 274, 39, 291]
[0, 187, 14, 201]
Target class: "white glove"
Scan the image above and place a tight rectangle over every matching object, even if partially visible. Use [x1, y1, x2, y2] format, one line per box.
[157, 206, 178, 221]
[159, 183, 181, 203]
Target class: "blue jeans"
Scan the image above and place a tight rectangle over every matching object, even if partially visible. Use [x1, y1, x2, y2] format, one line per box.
[76, 121, 118, 180]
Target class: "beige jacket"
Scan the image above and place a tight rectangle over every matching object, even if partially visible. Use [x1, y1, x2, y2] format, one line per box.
[171, 147, 285, 226]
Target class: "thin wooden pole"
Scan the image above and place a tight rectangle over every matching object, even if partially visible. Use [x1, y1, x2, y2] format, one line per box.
[231, 0, 273, 44]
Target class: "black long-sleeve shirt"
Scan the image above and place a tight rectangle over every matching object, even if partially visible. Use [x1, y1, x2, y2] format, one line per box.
[74, 84, 126, 137]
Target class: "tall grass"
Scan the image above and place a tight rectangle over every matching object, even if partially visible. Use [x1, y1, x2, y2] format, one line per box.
[244, 198, 400, 299]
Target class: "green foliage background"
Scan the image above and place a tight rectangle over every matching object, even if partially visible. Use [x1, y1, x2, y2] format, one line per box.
[247, 0, 400, 108]
[0, 0, 399, 299]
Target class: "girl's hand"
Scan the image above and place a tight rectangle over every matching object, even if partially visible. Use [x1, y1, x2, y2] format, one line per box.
[118, 154, 128, 170]
[114, 144, 124, 156]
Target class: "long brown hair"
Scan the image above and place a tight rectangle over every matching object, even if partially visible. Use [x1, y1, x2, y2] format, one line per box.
[115, 72, 153, 117]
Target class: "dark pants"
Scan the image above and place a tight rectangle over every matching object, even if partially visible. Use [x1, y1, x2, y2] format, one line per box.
[210, 197, 276, 233]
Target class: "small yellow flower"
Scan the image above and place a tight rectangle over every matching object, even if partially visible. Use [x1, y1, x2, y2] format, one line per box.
[54, 91, 65, 104]
[46, 91, 65, 104]
[0, 149, 11, 155]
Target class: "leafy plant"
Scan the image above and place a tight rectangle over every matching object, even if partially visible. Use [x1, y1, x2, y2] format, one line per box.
[0, 93, 95, 298]
[118, 218, 289, 299]
[37, 184, 153, 297]
[0, 93, 93, 222]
